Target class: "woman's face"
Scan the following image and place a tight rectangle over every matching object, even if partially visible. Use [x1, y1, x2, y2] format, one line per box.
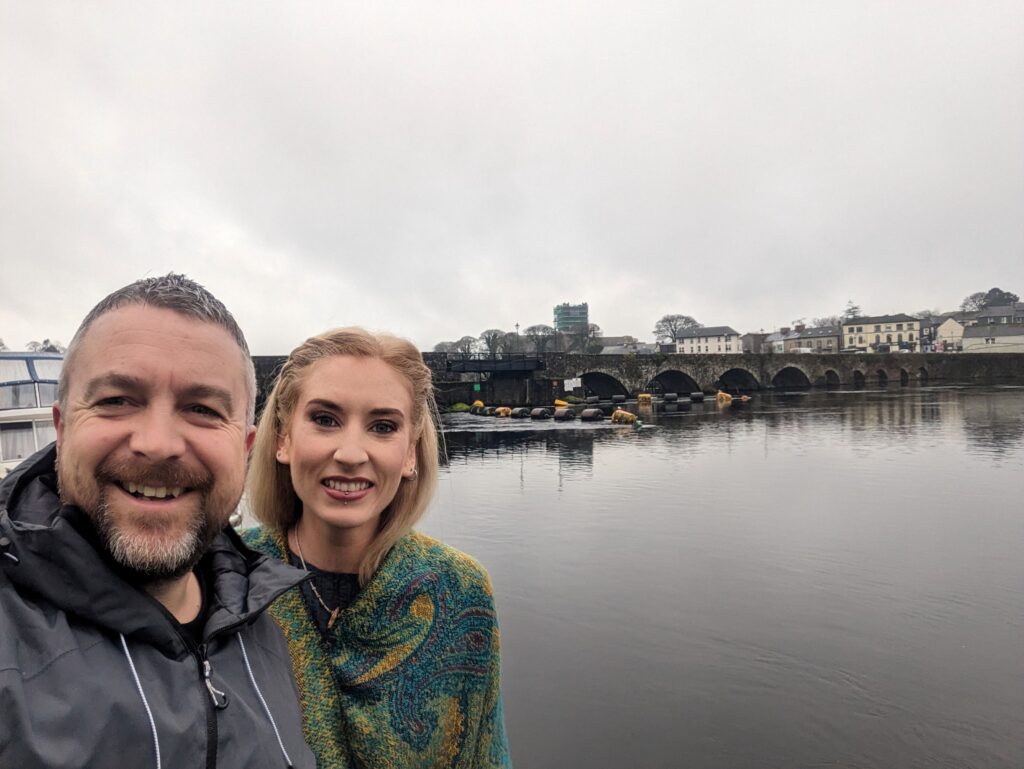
[277, 355, 417, 539]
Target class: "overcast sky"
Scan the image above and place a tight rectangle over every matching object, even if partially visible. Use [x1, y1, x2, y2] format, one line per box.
[2, 2, 1022, 352]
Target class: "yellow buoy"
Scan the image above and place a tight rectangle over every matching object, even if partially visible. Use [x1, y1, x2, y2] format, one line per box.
[637, 393, 652, 405]
[611, 408, 638, 424]
[495, 406, 513, 417]
[472, 400, 484, 409]
[554, 399, 569, 408]
[716, 390, 733, 404]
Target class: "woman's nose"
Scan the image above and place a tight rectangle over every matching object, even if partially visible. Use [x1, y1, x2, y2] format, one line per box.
[332, 430, 369, 466]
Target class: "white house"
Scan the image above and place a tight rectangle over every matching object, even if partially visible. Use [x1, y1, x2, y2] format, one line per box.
[961, 324, 1024, 353]
[676, 326, 741, 354]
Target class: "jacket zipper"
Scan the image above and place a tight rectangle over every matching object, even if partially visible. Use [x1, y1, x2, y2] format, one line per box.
[195, 642, 228, 769]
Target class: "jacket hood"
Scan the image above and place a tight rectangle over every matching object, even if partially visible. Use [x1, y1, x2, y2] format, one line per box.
[0, 445, 306, 658]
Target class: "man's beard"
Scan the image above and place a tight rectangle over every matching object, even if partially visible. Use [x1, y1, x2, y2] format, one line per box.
[61, 454, 227, 584]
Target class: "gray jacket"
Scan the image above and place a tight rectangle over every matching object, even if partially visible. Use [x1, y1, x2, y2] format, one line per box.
[0, 446, 316, 769]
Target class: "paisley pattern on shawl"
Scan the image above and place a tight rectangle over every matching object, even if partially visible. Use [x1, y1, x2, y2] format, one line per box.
[242, 527, 511, 769]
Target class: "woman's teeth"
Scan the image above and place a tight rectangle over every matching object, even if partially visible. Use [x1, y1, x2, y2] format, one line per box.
[120, 482, 184, 499]
[324, 480, 371, 492]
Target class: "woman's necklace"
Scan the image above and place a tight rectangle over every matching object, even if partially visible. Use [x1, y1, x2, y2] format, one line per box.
[292, 529, 342, 630]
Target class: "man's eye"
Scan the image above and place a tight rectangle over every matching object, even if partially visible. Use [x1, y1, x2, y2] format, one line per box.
[188, 404, 221, 418]
[311, 412, 338, 428]
[96, 396, 129, 408]
[371, 421, 398, 434]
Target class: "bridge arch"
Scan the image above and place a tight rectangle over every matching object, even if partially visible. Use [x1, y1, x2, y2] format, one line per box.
[852, 370, 866, 388]
[899, 368, 910, 386]
[715, 368, 761, 392]
[813, 369, 841, 387]
[772, 366, 812, 389]
[918, 367, 929, 383]
[646, 369, 701, 395]
[877, 369, 889, 387]
[581, 371, 629, 398]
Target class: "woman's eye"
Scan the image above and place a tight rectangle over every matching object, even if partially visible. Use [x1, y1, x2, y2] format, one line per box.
[311, 412, 338, 428]
[371, 421, 398, 434]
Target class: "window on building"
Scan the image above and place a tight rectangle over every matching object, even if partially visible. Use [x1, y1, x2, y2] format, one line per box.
[896, 323, 903, 331]
[909, 333, 914, 341]
[0, 422, 35, 462]
[874, 325, 881, 332]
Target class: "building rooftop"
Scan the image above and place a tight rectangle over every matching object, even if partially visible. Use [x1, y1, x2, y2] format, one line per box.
[963, 324, 1024, 338]
[675, 326, 739, 340]
[845, 314, 918, 325]
[789, 326, 840, 339]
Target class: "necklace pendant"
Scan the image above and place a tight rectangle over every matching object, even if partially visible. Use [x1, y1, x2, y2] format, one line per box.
[327, 607, 340, 629]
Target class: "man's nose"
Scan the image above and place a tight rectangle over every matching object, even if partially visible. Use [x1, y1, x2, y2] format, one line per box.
[128, 407, 187, 461]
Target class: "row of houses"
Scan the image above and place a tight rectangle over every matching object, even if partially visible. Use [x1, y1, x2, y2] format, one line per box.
[597, 303, 1024, 355]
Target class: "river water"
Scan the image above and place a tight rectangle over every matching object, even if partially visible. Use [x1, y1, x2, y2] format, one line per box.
[422, 386, 1024, 769]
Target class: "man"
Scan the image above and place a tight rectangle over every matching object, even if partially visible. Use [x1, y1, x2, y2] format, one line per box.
[0, 275, 315, 768]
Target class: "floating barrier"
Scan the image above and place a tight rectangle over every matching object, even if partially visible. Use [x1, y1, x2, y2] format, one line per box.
[579, 408, 604, 422]
[530, 408, 552, 420]
[585, 396, 600, 405]
[553, 408, 576, 421]
[510, 407, 531, 418]
[482, 406, 497, 416]
[689, 392, 705, 403]
[611, 394, 626, 404]
[663, 392, 678, 402]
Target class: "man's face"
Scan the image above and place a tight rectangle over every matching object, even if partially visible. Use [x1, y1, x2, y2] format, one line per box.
[54, 305, 255, 582]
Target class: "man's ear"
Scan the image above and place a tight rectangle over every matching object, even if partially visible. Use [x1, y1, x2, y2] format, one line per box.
[245, 425, 257, 454]
[53, 403, 64, 448]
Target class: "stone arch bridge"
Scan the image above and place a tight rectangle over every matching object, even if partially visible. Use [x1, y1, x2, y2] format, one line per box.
[418, 351, 1024, 404]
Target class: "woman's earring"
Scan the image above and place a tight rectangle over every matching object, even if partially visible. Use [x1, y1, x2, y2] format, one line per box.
[407, 468, 418, 481]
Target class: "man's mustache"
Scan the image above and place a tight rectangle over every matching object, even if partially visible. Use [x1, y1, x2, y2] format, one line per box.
[95, 457, 213, 492]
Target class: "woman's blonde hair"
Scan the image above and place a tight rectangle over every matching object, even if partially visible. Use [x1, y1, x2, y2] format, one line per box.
[248, 327, 440, 585]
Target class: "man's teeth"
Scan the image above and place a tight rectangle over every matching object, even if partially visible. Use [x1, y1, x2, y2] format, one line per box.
[324, 479, 371, 492]
[122, 482, 184, 499]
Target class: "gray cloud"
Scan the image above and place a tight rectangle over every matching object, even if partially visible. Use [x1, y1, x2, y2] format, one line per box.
[2, 1, 1022, 352]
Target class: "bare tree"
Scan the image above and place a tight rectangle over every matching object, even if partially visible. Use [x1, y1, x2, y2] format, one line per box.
[479, 329, 505, 355]
[26, 339, 66, 353]
[523, 324, 556, 354]
[454, 336, 478, 354]
[433, 341, 457, 353]
[498, 332, 519, 353]
[812, 315, 841, 328]
[962, 287, 1019, 311]
[652, 314, 701, 343]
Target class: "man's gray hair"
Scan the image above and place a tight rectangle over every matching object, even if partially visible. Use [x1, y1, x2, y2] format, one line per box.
[58, 273, 257, 424]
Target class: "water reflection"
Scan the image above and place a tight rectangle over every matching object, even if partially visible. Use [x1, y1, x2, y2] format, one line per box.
[428, 386, 1024, 769]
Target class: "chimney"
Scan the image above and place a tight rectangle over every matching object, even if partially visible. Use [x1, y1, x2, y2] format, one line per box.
[795, 324, 806, 332]
[780, 327, 790, 335]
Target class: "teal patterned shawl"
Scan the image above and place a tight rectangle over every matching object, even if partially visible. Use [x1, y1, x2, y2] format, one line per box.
[241, 527, 511, 769]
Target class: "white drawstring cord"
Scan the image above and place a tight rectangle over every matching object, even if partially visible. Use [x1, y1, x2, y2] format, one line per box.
[119, 633, 162, 769]
[237, 632, 294, 768]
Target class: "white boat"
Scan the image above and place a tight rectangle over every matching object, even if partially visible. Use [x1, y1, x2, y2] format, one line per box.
[0, 352, 63, 479]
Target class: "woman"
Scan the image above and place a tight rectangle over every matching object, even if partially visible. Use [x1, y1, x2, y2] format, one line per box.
[242, 328, 510, 769]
